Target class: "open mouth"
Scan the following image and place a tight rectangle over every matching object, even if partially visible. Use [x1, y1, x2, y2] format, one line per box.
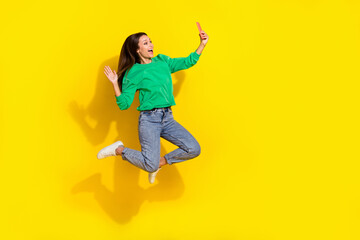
[148, 49, 153, 53]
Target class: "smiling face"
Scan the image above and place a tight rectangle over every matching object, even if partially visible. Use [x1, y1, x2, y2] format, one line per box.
[137, 35, 154, 62]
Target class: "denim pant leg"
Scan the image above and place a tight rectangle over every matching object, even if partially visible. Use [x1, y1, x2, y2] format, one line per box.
[161, 112, 201, 165]
[121, 111, 161, 173]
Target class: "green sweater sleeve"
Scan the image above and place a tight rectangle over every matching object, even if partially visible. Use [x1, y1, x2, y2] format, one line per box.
[163, 50, 201, 73]
[114, 71, 137, 110]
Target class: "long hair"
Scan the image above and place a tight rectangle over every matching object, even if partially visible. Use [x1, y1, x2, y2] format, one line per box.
[117, 32, 147, 92]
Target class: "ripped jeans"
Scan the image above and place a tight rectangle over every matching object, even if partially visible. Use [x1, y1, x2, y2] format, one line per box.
[121, 107, 201, 173]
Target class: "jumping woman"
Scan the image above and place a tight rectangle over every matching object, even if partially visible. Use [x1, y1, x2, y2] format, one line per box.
[97, 27, 209, 184]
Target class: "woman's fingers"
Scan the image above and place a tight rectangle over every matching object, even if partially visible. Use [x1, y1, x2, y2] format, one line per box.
[103, 66, 116, 81]
[104, 66, 115, 77]
[104, 66, 112, 72]
[103, 66, 119, 83]
[104, 66, 110, 74]
[199, 31, 208, 40]
[105, 66, 113, 74]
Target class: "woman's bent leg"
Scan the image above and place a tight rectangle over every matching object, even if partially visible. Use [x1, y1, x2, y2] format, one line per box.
[121, 114, 162, 173]
[161, 117, 201, 165]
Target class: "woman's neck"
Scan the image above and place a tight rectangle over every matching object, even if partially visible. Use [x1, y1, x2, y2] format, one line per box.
[139, 57, 152, 64]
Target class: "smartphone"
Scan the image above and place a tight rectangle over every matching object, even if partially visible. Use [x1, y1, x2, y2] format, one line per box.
[196, 22, 204, 39]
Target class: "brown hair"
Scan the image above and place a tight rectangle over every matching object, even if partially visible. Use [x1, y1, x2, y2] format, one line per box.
[117, 32, 147, 92]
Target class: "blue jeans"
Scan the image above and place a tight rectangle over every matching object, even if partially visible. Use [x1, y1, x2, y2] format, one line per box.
[121, 107, 201, 173]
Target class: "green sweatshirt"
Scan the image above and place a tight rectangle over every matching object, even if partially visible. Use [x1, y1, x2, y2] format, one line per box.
[115, 50, 201, 111]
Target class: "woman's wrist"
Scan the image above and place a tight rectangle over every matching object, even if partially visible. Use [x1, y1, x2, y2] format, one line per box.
[112, 81, 121, 96]
[112, 80, 119, 86]
[196, 44, 206, 55]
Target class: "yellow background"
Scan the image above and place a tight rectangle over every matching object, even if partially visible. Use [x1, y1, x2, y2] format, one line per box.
[1, 0, 360, 239]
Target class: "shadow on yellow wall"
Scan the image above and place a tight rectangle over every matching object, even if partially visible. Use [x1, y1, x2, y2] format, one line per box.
[68, 56, 188, 224]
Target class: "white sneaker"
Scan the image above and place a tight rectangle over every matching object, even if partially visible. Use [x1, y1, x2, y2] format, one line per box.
[148, 168, 161, 184]
[97, 141, 124, 159]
